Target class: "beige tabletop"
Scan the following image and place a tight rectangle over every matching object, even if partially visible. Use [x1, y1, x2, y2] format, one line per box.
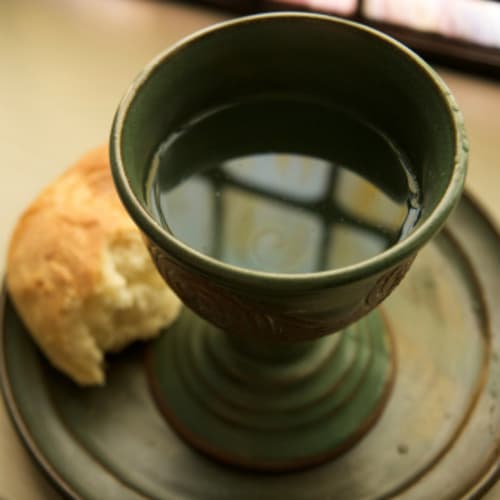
[1, 0, 499, 498]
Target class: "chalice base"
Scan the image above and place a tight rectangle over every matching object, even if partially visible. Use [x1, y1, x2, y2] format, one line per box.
[146, 308, 395, 471]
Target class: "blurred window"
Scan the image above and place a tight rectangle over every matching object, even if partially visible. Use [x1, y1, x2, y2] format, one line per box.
[271, 0, 358, 16]
[363, 0, 500, 49]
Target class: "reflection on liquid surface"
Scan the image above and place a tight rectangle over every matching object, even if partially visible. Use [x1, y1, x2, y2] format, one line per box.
[148, 98, 420, 273]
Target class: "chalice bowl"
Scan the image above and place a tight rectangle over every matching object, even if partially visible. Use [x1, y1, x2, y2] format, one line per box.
[109, 12, 500, 498]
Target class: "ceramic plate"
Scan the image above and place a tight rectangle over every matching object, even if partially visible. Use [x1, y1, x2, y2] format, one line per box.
[1, 194, 499, 499]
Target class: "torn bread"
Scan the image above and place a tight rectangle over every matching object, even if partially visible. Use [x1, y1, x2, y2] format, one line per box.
[7, 145, 181, 385]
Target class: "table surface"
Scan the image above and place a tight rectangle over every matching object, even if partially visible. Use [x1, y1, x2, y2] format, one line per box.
[1, 0, 499, 498]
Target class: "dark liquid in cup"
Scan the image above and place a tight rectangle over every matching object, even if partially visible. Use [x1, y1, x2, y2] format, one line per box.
[147, 96, 420, 274]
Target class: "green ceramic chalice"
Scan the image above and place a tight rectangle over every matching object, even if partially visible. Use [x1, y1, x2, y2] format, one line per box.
[110, 13, 467, 471]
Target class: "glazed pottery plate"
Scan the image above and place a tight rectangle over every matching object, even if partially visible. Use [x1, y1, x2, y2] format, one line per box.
[1, 194, 499, 499]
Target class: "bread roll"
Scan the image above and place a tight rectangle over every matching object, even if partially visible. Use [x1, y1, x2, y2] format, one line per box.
[7, 145, 181, 385]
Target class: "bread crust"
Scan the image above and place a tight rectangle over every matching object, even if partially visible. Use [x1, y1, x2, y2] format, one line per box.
[7, 145, 180, 384]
